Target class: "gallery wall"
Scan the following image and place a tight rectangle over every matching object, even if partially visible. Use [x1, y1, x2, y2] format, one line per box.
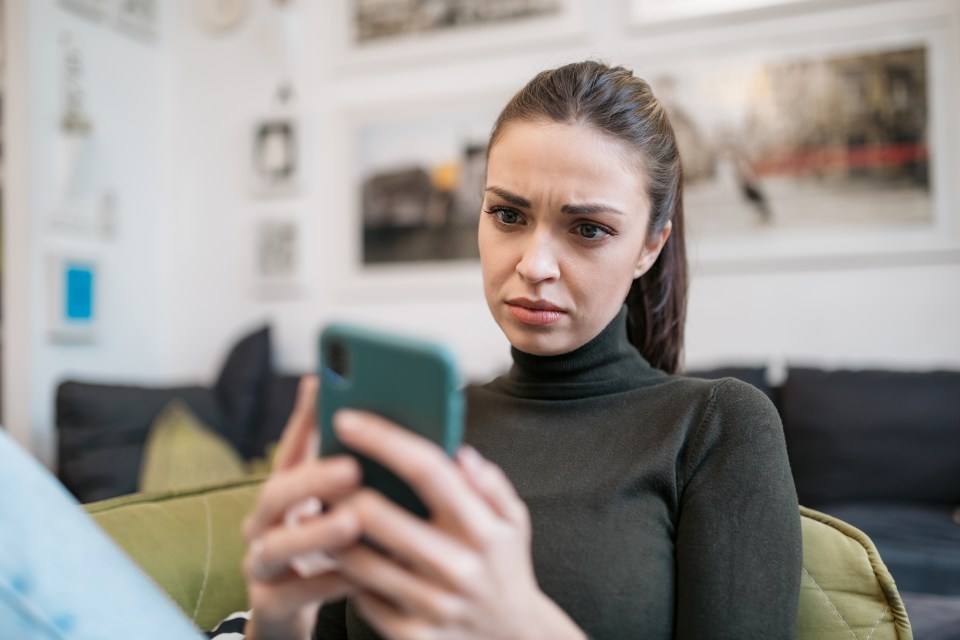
[5, 0, 960, 464]
[164, 0, 960, 384]
[3, 0, 174, 464]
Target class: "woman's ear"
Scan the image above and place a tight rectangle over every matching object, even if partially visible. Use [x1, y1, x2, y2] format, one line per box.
[633, 221, 672, 279]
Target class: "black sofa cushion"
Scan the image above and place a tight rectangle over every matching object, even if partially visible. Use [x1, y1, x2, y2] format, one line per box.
[214, 325, 272, 458]
[823, 502, 960, 596]
[56, 383, 223, 503]
[782, 367, 960, 507]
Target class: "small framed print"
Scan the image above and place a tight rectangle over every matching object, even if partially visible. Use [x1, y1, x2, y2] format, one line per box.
[47, 254, 98, 343]
[253, 216, 304, 297]
[250, 115, 302, 198]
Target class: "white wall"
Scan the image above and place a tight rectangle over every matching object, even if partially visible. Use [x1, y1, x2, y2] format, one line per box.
[6, 0, 960, 464]
[164, 0, 960, 386]
[3, 0, 174, 465]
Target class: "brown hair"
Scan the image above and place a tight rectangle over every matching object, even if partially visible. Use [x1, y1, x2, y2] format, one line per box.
[488, 61, 688, 374]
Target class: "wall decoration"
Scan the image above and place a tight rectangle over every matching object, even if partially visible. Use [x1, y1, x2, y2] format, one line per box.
[253, 216, 303, 296]
[250, 114, 301, 198]
[114, 0, 158, 41]
[630, 19, 959, 267]
[354, 0, 563, 43]
[355, 107, 496, 265]
[59, 0, 110, 21]
[46, 254, 98, 343]
[58, 0, 158, 43]
[334, 0, 586, 69]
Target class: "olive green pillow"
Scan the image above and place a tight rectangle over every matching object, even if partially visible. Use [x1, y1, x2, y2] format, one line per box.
[798, 506, 913, 639]
[86, 477, 264, 631]
[139, 400, 247, 493]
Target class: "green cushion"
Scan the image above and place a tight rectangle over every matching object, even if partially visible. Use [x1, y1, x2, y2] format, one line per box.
[86, 482, 912, 638]
[138, 400, 248, 493]
[798, 506, 913, 639]
[85, 476, 265, 632]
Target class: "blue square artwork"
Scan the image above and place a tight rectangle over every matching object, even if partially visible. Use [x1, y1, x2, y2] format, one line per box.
[64, 263, 95, 322]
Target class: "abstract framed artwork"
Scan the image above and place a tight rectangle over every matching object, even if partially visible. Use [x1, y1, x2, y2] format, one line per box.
[46, 254, 98, 343]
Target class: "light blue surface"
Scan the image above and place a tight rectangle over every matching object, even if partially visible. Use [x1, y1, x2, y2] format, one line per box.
[0, 429, 204, 639]
[64, 264, 94, 321]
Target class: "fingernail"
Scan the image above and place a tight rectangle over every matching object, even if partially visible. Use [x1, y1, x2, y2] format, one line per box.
[458, 444, 483, 469]
[333, 409, 361, 435]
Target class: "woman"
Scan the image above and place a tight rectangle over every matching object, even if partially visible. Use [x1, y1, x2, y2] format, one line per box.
[234, 61, 802, 640]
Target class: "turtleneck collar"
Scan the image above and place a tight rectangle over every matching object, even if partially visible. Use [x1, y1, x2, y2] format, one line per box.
[491, 306, 666, 400]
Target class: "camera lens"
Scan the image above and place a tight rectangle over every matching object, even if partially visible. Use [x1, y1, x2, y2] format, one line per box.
[326, 340, 350, 379]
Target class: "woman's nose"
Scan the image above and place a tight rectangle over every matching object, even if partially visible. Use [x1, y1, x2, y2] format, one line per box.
[516, 231, 560, 284]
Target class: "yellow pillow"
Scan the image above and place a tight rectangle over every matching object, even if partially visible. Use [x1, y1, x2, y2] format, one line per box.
[138, 400, 247, 493]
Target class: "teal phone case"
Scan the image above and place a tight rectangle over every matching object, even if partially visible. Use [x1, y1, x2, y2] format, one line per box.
[319, 324, 464, 518]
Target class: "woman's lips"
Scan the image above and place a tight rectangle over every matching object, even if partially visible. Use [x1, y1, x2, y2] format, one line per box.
[505, 298, 565, 326]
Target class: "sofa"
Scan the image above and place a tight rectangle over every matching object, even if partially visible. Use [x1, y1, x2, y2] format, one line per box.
[56, 331, 959, 636]
[56, 325, 301, 503]
[688, 365, 960, 639]
[85, 475, 913, 637]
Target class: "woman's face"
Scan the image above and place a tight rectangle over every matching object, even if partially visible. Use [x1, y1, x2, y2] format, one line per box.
[479, 120, 670, 356]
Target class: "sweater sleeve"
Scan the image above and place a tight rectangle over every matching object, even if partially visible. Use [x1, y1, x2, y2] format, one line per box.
[674, 378, 802, 640]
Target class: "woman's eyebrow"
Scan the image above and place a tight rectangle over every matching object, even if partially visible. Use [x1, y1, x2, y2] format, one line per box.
[561, 203, 626, 216]
[485, 186, 531, 208]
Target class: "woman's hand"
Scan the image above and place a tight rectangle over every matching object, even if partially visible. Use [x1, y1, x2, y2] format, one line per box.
[328, 409, 586, 640]
[241, 376, 364, 640]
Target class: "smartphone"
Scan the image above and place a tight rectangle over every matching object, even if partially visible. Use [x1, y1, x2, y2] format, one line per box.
[318, 323, 464, 518]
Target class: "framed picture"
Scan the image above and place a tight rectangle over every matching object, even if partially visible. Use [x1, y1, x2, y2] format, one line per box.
[46, 254, 98, 343]
[252, 215, 304, 297]
[332, 0, 587, 70]
[626, 0, 870, 26]
[326, 91, 511, 299]
[625, 12, 960, 268]
[250, 114, 302, 198]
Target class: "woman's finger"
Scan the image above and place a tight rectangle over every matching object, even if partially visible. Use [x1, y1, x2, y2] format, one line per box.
[274, 375, 320, 472]
[352, 589, 429, 640]
[242, 455, 361, 541]
[338, 488, 483, 594]
[335, 542, 466, 625]
[245, 506, 360, 581]
[333, 409, 489, 535]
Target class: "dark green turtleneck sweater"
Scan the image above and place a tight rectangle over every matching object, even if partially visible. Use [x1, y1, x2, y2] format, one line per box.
[316, 308, 801, 639]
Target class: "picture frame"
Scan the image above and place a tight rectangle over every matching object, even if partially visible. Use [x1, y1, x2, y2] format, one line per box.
[626, 0, 869, 26]
[623, 8, 960, 270]
[252, 214, 305, 298]
[331, 0, 587, 71]
[46, 254, 98, 343]
[250, 113, 302, 199]
[326, 89, 513, 300]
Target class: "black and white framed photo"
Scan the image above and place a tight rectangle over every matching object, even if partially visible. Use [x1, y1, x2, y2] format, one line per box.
[332, 0, 587, 70]
[250, 114, 302, 198]
[252, 215, 304, 297]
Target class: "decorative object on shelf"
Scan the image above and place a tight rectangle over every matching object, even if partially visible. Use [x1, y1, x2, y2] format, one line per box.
[46, 254, 99, 343]
[195, 0, 251, 35]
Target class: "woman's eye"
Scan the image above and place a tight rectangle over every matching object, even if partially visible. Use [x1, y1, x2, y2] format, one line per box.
[487, 207, 521, 225]
[576, 223, 611, 239]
